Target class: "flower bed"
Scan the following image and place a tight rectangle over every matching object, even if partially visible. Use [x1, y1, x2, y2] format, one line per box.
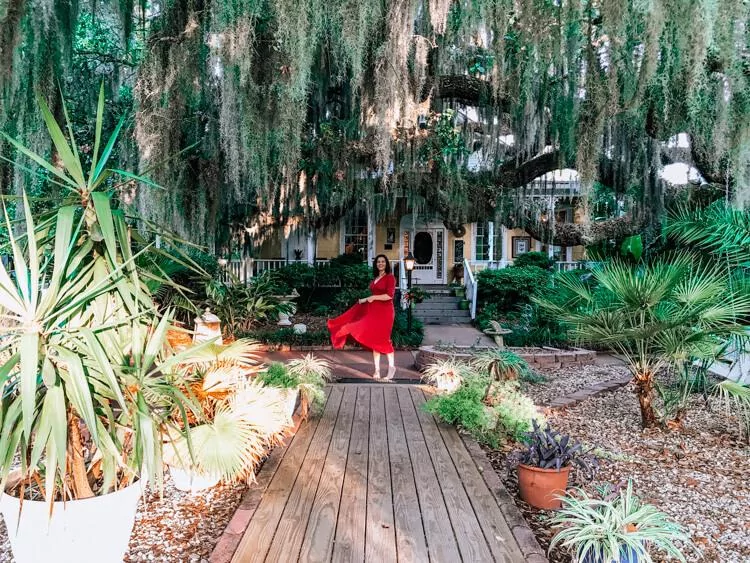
[414, 345, 596, 371]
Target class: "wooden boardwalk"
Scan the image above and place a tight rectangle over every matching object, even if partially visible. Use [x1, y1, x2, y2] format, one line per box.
[230, 384, 526, 563]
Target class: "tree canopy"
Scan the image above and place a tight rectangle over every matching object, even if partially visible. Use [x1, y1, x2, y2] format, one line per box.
[1, 0, 749, 249]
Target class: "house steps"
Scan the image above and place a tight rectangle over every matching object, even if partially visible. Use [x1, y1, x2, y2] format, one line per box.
[411, 285, 471, 325]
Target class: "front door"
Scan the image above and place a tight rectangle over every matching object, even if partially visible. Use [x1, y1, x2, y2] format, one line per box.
[410, 228, 445, 284]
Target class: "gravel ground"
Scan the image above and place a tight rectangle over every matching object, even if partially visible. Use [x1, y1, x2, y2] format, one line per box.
[486, 379, 750, 563]
[523, 362, 630, 405]
[0, 473, 247, 563]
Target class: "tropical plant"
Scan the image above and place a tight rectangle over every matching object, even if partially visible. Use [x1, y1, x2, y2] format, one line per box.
[713, 380, 750, 442]
[165, 380, 291, 483]
[514, 421, 597, 477]
[0, 194, 203, 503]
[549, 481, 690, 563]
[287, 353, 333, 417]
[472, 349, 531, 383]
[537, 254, 750, 427]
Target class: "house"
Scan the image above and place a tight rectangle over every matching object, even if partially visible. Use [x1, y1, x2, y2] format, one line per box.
[235, 168, 587, 286]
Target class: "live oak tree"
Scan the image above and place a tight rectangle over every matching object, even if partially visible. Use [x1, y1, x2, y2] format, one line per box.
[1, 0, 749, 249]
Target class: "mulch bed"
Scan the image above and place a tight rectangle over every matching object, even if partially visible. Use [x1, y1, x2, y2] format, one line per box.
[484, 367, 750, 563]
[0, 475, 247, 563]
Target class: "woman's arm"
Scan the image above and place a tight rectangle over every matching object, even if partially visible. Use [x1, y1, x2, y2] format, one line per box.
[359, 275, 396, 303]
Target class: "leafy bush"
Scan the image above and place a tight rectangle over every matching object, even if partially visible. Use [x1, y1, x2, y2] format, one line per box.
[391, 310, 424, 348]
[476, 266, 552, 311]
[271, 262, 316, 294]
[487, 382, 544, 442]
[424, 376, 492, 436]
[240, 328, 331, 347]
[257, 363, 300, 388]
[512, 251, 554, 270]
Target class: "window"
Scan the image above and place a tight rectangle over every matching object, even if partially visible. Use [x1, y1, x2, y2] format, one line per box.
[475, 222, 501, 261]
[343, 211, 368, 256]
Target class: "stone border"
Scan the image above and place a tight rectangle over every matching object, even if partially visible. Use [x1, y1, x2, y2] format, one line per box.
[543, 375, 632, 409]
[208, 414, 304, 563]
[459, 433, 549, 563]
[415, 345, 596, 371]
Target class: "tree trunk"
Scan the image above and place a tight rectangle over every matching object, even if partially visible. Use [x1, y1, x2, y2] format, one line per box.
[68, 412, 95, 499]
[634, 372, 658, 428]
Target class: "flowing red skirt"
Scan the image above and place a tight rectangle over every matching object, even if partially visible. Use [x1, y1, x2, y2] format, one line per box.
[327, 300, 395, 354]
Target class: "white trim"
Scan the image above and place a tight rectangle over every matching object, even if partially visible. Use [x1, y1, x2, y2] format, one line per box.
[399, 214, 447, 284]
[566, 245, 573, 262]
[500, 226, 509, 262]
[367, 204, 376, 263]
[488, 221, 494, 262]
[469, 223, 477, 261]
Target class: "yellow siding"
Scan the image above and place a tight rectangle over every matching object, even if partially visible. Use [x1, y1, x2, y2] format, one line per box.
[572, 245, 586, 261]
[316, 227, 340, 259]
[375, 221, 400, 260]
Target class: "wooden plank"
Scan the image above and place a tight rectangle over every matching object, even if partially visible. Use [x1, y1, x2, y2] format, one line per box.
[332, 386, 371, 562]
[263, 385, 348, 562]
[408, 388, 494, 562]
[298, 383, 357, 562]
[414, 389, 525, 563]
[210, 434, 290, 563]
[384, 386, 429, 563]
[231, 389, 335, 563]
[396, 386, 462, 563]
[365, 387, 397, 563]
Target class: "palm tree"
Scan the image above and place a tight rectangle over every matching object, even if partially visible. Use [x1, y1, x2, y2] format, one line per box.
[537, 254, 750, 428]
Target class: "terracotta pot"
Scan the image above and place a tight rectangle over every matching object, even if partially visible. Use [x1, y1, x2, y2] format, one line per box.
[517, 463, 571, 509]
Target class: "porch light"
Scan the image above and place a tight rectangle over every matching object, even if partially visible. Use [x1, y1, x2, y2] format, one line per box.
[404, 252, 415, 271]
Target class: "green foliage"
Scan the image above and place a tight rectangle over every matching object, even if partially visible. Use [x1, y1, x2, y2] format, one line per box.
[472, 349, 532, 381]
[487, 382, 543, 442]
[537, 254, 750, 427]
[477, 266, 552, 311]
[392, 310, 424, 348]
[512, 251, 554, 270]
[257, 363, 300, 388]
[550, 482, 690, 563]
[424, 376, 492, 438]
[240, 328, 331, 347]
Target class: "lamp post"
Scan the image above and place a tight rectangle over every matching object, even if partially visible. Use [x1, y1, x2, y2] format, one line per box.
[404, 252, 415, 331]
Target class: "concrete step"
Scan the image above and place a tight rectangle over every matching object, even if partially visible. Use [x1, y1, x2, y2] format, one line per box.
[415, 295, 462, 304]
[414, 310, 472, 324]
[415, 301, 465, 311]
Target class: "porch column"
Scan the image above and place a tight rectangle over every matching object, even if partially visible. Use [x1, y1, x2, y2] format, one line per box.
[566, 246, 573, 262]
[488, 221, 494, 261]
[367, 204, 376, 263]
[306, 229, 315, 265]
[500, 226, 509, 264]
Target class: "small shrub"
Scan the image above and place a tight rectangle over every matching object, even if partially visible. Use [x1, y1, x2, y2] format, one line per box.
[512, 251, 554, 270]
[486, 382, 544, 442]
[391, 310, 424, 348]
[424, 377, 492, 436]
[257, 363, 299, 388]
[477, 266, 552, 311]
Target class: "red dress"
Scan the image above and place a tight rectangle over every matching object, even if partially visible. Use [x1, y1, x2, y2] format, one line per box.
[327, 273, 396, 354]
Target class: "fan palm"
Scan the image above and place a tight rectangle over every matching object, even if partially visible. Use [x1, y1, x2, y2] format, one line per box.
[537, 254, 750, 427]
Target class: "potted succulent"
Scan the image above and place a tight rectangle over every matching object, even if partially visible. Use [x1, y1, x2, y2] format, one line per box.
[513, 421, 597, 509]
[549, 481, 690, 562]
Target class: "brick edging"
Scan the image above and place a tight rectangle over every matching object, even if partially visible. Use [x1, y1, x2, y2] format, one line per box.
[543, 375, 632, 409]
[459, 433, 549, 563]
[208, 414, 304, 563]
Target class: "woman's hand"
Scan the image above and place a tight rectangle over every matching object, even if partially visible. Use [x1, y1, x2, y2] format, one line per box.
[358, 296, 370, 304]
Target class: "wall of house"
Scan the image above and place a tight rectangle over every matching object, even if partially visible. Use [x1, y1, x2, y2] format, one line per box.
[375, 220, 400, 261]
[256, 230, 282, 258]
[315, 228, 340, 259]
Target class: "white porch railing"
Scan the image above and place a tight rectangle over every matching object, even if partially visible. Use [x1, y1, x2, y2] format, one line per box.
[464, 258, 478, 320]
[224, 258, 403, 288]
[705, 343, 750, 385]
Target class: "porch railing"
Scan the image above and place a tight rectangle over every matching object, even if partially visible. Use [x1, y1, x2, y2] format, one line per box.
[224, 257, 402, 288]
[464, 258, 478, 320]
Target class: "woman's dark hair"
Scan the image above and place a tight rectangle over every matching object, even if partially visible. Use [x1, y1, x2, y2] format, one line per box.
[372, 254, 392, 277]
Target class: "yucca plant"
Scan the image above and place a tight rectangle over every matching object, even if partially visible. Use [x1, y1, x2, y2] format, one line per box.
[0, 193, 205, 503]
[549, 481, 690, 563]
[537, 254, 750, 427]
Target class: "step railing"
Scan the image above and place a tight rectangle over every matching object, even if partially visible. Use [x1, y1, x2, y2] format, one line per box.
[464, 257, 477, 320]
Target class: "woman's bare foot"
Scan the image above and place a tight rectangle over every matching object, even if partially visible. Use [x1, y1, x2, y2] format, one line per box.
[385, 366, 396, 380]
[373, 371, 381, 379]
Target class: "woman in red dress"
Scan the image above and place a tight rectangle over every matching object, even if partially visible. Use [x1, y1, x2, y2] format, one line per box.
[327, 254, 397, 379]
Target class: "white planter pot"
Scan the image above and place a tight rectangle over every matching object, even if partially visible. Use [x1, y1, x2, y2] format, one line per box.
[168, 465, 221, 493]
[267, 387, 299, 419]
[0, 482, 143, 563]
